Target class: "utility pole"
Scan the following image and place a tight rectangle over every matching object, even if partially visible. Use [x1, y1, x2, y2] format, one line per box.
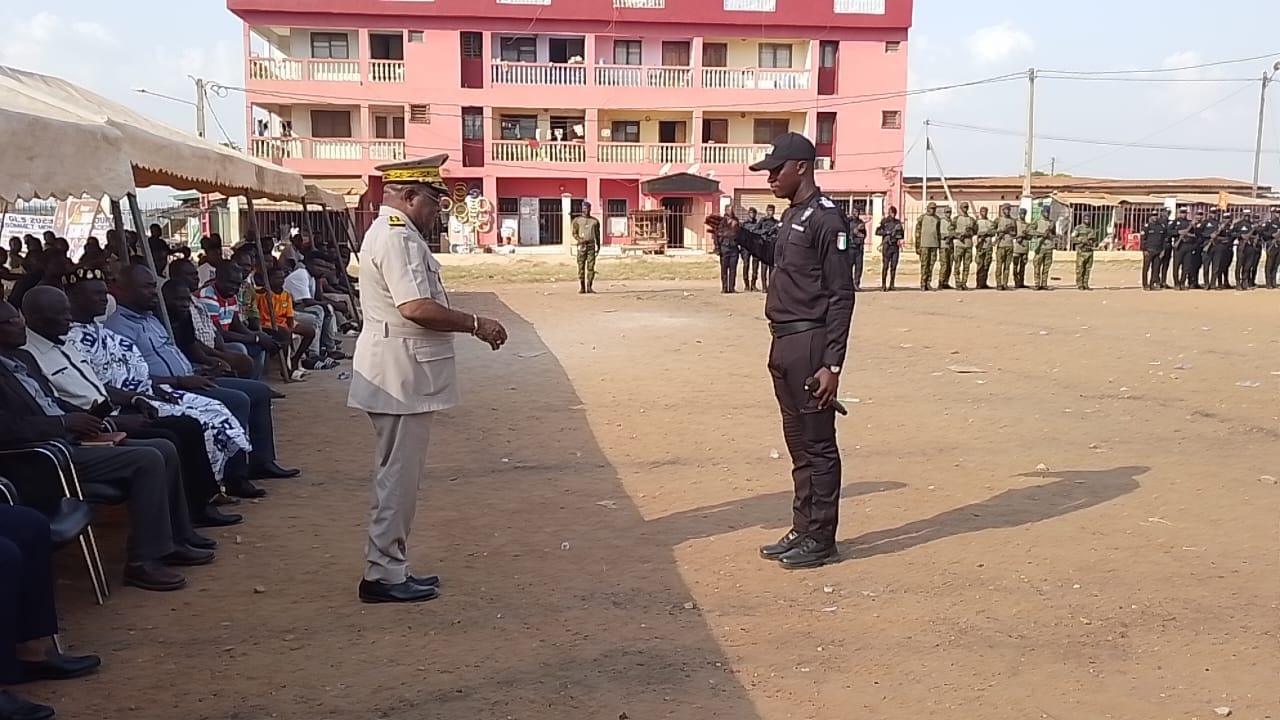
[922, 119, 930, 206]
[1251, 63, 1279, 198]
[1049, 156, 1056, 176]
[193, 76, 207, 139]
[1022, 67, 1037, 206]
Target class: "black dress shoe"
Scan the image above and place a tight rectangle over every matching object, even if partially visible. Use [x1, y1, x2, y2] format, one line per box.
[358, 579, 440, 604]
[123, 562, 186, 592]
[0, 690, 55, 720]
[777, 537, 838, 570]
[185, 533, 218, 550]
[759, 530, 804, 560]
[226, 478, 268, 499]
[193, 506, 243, 528]
[269, 390, 288, 400]
[408, 574, 441, 588]
[18, 653, 102, 683]
[161, 546, 216, 567]
[250, 462, 300, 480]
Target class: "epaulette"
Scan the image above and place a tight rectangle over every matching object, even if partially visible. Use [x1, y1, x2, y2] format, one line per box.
[818, 196, 836, 209]
[387, 215, 405, 227]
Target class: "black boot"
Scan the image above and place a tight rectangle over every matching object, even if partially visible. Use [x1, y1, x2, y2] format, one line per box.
[759, 530, 804, 560]
[777, 537, 838, 570]
[579, 280, 586, 294]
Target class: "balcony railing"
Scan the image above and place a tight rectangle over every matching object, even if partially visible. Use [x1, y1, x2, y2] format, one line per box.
[597, 142, 695, 164]
[701, 144, 770, 165]
[595, 65, 693, 88]
[251, 137, 303, 160]
[492, 140, 587, 163]
[369, 140, 407, 161]
[368, 60, 405, 83]
[249, 136, 402, 162]
[702, 68, 811, 90]
[308, 60, 361, 82]
[491, 62, 587, 86]
[248, 58, 303, 81]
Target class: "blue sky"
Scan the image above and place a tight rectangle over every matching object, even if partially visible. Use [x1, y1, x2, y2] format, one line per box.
[4, 0, 1279, 193]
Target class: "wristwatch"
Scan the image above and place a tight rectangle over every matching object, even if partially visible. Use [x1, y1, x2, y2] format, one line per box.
[827, 365, 842, 375]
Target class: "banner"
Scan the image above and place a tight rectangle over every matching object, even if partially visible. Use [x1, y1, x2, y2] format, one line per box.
[1, 205, 125, 262]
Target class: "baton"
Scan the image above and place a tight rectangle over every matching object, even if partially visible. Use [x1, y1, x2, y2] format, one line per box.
[804, 376, 848, 416]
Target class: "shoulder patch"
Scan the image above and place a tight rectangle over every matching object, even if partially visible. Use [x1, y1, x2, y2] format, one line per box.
[836, 232, 848, 251]
[387, 215, 405, 227]
[818, 196, 836, 209]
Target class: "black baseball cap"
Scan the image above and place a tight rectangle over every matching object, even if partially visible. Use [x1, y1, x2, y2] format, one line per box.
[749, 132, 817, 172]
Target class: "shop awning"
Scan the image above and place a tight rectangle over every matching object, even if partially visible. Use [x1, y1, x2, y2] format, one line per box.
[641, 172, 721, 195]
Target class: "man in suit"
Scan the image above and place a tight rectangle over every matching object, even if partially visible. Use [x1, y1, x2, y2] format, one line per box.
[349, 156, 509, 604]
[0, 300, 211, 591]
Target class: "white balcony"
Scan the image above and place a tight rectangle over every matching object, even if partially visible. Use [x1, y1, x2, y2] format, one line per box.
[701, 68, 811, 90]
[491, 62, 587, 86]
[248, 58, 303, 81]
[595, 65, 693, 88]
[701, 144, 770, 165]
[308, 60, 361, 82]
[249, 137, 370, 161]
[251, 137, 303, 159]
[598, 143, 695, 164]
[492, 140, 587, 163]
[369, 140, 407, 162]
[368, 60, 405, 83]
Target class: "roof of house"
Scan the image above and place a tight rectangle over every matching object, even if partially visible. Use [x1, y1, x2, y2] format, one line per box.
[901, 175, 1272, 194]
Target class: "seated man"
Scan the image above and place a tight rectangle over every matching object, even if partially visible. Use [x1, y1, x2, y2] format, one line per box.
[1, 503, 102, 720]
[104, 265, 298, 481]
[197, 234, 223, 287]
[285, 253, 347, 360]
[22, 284, 255, 517]
[165, 259, 255, 379]
[0, 300, 213, 592]
[197, 263, 279, 381]
[257, 266, 320, 377]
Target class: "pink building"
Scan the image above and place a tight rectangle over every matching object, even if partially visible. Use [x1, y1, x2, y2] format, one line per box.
[229, 0, 913, 251]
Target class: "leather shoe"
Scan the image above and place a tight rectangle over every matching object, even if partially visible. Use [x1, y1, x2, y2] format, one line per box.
[193, 506, 242, 528]
[777, 537, 838, 570]
[123, 562, 186, 591]
[226, 478, 267, 498]
[358, 579, 440, 604]
[408, 574, 441, 588]
[18, 653, 101, 683]
[759, 530, 804, 560]
[162, 546, 216, 567]
[185, 533, 218, 551]
[0, 690, 55, 720]
[250, 462, 300, 480]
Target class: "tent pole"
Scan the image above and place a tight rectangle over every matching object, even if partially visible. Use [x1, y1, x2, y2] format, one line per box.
[126, 193, 172, 336]
[109, 200, 128, 261]
[338, 208, 362, 326]
[246, 196, 288, 381]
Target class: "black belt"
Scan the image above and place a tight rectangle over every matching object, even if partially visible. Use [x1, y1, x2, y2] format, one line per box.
[769, 320, 824, 338]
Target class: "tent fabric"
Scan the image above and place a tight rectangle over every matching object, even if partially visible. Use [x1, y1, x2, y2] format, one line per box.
[309, 177, 368, 207]
[0, 64, 306, 202]
[304, 184, 348, 211]
[0, 98, 136, 203]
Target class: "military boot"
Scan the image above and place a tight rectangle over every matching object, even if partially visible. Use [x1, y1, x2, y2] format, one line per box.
[579, 280, 586, 294]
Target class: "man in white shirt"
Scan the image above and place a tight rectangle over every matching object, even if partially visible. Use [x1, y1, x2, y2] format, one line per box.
[285, 253, 341, 357]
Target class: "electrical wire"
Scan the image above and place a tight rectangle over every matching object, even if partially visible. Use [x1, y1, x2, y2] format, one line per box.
[205, 100, 236, 146]
[1041, 51, 1280, 77]
[1039, 75, 1256, 84]
[927, 120, 1279, 154]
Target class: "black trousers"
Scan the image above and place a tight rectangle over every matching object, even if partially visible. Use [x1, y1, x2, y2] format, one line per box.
[1156, 244, 1174, 286]
[1142, 249, 1162, 288]
[851, 249, 865, 291]
[1203, 247, 1216, 287]
[719, 252, 739, 292]
[1180, 249, 1202, 288]
[767, 328, 841, 546]
[124, 414, 222, 515]
[741, 254, 763, 290]
[0, 505, 59, 684]
[1213, 247, 1233, 288]
[881, 249, 900, 289]
[1241, 246, 1261, 288]
[1266, 247, 1280, 288]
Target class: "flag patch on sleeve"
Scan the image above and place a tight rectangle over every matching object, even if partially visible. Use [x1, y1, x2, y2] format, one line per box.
[836, 232, 848, 251]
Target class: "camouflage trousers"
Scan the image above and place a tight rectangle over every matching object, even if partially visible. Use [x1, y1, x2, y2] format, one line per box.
[1012, 253, 1029, 287]
[1076, 252, 1094, 289]
[918, 247, 939, 287]
[938, 243, 954, 285]
[953, 246, 973, 287]
[994, 246, 1014, 288]
[1033, 250, 1054, 289]
[974, 245, 994, 287]
[577, 243, 598, 285]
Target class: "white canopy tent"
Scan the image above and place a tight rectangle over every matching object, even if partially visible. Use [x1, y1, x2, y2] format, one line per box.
[0, 97, 135, 204]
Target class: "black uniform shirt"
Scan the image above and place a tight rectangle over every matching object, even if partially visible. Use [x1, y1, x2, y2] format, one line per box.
[735, 191, 856, 367]
[1196, 218, 1221, 245]
[876, 217, 904, 251]
[1169, 217, 1193, 246]
[1259, 219, 1280, 245]
[1141, 218, 1167, 252]
[1230, 220, 1254, 243]
[756, 216, 779, 239]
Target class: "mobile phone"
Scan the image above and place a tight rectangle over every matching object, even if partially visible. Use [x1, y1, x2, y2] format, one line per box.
[88, 400, 115, 419]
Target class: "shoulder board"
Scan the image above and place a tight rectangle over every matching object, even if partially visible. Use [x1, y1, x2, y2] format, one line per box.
[818, 196, 836, 209]
[387, 215, 405, 227]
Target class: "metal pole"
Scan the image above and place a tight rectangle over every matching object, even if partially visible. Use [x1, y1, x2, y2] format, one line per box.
[126, 192, 173, 336]
[194, 77, 207, 139]
[244, 197, 281, 333]
[1251, 70, 1271, 199]
[1022, 67, 1037, 203]
[109, 200, 128, 260]
[921, 120, 930, 206]
[928, 139, 956, 206]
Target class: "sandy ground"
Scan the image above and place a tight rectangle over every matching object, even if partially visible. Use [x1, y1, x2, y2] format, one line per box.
[29, 261, 1280, 720]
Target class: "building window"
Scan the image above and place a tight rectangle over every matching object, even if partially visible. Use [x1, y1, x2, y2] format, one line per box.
[462, 108, 484, 140]
[820, 41, 838, 68]
[498, 197, 520, 214]
[309, 110, 352, 138]
[702, 43, 728, 67]
[549, 115, 585, 141]
[461, 32, 483, 58]
[373, 115, 405, 140]
[661, 41, 690, 67]
[500, 115, 538, 140]
[409, 31, 424, 43]
[613, 40, 642, 66]
[606, 199, 629, 236]
[723, 0, 776, 11]
[498, 36, 536, 63]
[885, 41, 901, 53]
[702, 118, 728, 144]
[881, 110, 902, 130]
[834, 0, 886, 14]
[310, 33, 350, 60]
[752, 118, 789, 144]
[370, 33, 404, 61]
[408, 105, 430, 123]
[611, 121, 641, 143]
[816, 113, 836, 144]
[758, 43, 793, 69]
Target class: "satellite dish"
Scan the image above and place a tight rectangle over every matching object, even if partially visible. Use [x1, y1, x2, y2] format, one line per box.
[658, 162, 672, 175]
[687, 163, 701, 175]
[705, 170, 715, 179]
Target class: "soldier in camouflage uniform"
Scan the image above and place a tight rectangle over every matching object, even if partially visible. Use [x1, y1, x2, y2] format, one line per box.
[994, 204, 1017, 291]
[974, 206, 996, 289]
[938, 206, 955, 289]
[951, 202, 977, 290]
[1029, 206, 1056, 291]
[914, 202, 942, 291]
[1012, 208, 1031, 289]
[1072, 214, 1099, 290]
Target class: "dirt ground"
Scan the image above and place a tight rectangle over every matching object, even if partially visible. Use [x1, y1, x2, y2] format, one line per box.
[31, 260, 1279, 720]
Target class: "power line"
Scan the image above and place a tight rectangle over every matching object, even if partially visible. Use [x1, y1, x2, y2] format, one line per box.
[1041, 51, 1280, 77]
[205, 101, 236, 146]
[928, 120, 1279, 154]
[1039, 75, 1256, 84]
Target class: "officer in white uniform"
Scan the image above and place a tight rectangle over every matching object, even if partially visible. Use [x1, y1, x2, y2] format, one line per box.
[349, 155, 508, 604]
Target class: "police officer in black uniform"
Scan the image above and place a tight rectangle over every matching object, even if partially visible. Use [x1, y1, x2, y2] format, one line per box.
[848, 212, 867, 291]
[1200, 209, 1225, 289]
[740, 208, 762, 291]
[1262, 207, 1280, 289]
[1183, 210, 1208, 290]
[755, 206, 778, 292]
[876, 206, 905, 291]
[1229, 210, 1254, 290]
[1140, 211, 1166, 290]
[705, 133, 855, 570]
[1167, 207, 1193, 290]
